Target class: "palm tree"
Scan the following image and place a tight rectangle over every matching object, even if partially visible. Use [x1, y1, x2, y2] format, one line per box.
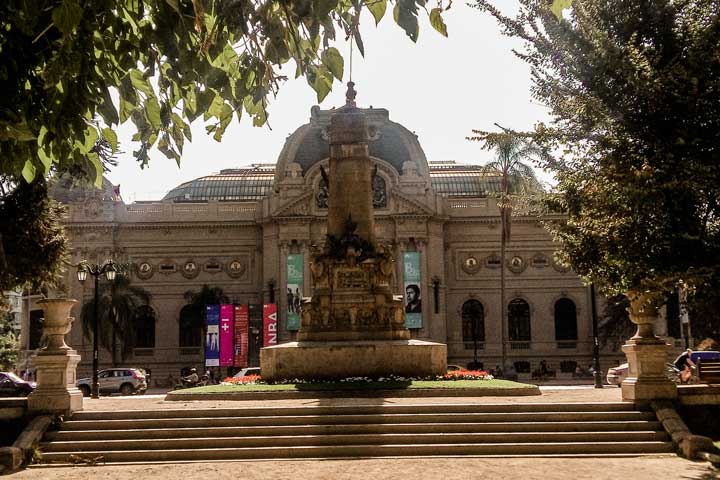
[182, 285, 229, 347]
[81, 274, 151, 366]
[469, 130, 545, 369]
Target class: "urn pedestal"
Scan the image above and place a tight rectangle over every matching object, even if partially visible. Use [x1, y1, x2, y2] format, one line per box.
[620, 291, 677, 401]
[27, 299, 84, 414]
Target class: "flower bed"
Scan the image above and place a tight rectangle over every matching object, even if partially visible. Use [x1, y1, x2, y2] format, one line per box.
[222, 369, 494, 386]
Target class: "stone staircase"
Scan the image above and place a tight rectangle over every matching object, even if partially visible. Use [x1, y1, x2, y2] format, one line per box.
[38, 402, 674, 463]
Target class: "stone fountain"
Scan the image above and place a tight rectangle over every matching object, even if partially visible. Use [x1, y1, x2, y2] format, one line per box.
[261, 84, 446, 380]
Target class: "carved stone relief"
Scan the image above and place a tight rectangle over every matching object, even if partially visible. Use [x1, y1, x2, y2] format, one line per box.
[135, 261, 154, 280]
[181, 260, 199, 279]
[316, 170, 387, 209]
[226, 258, 247, 279]
[461, 255, 481, 275]
[508, 255, 527, 274]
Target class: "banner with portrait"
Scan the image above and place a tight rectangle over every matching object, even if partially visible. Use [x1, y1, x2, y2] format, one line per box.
[403, 252, 422, 328]
[205, 304, 220, 366]
[233, 304, 249, 367]
[219, 304, 234, 367]
[286, 254, 303, 331]
[263, 303, 278, 346]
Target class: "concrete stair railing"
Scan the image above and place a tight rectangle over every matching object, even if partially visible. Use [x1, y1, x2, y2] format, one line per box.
[37, 402, 674, 463]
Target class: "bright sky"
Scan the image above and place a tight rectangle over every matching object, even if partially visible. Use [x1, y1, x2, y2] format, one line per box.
[108, 1, 551, 203]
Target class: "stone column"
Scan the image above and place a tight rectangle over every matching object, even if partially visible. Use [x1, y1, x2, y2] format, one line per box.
[621, 291, 677, 401]
[27, 299, 83, 414]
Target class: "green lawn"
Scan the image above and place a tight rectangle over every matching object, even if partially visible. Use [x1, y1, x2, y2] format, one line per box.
[172, 379, 535, 394]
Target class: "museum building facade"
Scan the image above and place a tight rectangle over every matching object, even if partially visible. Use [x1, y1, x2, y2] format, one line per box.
[23, 104, 627, 381]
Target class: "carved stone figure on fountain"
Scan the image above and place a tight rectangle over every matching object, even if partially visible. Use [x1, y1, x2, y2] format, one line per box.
[261, 82, 446, 379]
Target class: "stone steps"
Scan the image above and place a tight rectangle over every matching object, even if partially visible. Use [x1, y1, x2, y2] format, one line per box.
[38, 402, 674, 463]
[44, 420, 663, 441]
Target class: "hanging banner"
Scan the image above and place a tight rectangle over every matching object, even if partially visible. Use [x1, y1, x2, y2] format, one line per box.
[263, 304, 278, 346]
[403, 252, 422, 328]
[205, 304, 220, 366]
[219, 304, 234, 367]
[233, 304, 249, 367]
[286, 254, 303, 331]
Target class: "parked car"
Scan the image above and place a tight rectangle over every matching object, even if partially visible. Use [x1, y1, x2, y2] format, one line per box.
[607, 362, 685, 386]
[76, 368, 147, 396]
[606, 363, 628, 386]
[232, 367, 261, 379]
[0, 372, 36, 397]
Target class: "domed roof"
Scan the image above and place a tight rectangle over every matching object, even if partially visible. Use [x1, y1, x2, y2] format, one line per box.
[162, 165, 274, 202]
[274, 105, 429, 186]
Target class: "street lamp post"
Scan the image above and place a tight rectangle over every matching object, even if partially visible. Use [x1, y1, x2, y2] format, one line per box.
[590, 282, 603, 389]
[76, 260, 117, 399]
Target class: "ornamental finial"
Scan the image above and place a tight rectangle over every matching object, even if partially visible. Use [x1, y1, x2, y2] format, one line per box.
[345, 81, 357, 107]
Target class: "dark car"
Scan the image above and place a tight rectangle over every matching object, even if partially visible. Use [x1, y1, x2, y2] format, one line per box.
[0, 372, 36, 397]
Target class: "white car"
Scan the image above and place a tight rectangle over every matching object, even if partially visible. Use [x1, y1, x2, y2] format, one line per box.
[232, 367, 261, 379]
[606, 363, 628, 386]
[76, 368, 148, 396]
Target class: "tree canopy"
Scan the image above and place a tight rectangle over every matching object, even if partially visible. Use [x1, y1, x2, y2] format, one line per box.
[474, 0, 720, 299]
[1, 0, 449, 187]
[80, 272, 151, 363]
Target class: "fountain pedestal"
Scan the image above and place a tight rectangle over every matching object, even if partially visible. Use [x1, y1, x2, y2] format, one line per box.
[27, 299, 84, 414]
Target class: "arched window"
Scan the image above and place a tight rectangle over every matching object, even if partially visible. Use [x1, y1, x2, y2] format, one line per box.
[462, 300, 485, 349]
[508, 299, 531, 342]
[554, 298, 578, 341]
[134, 306, 156, 348]
[179, 305, 203, 348]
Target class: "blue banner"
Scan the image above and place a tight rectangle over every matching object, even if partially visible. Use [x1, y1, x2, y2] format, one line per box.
[205, 304, 220, 367]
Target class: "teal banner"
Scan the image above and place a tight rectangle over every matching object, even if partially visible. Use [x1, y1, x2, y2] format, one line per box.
[286, 254, 303, 331]
[403, 252, 422, 329]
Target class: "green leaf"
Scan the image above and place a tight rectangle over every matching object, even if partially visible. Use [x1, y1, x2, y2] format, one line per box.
[38, 147, 53, 174]
[21, 160, 36, 183]
[550, 0, 573, 19]
[7, 122, 36, 142]
[312, 67, 333, 102]
[101, 128, 118, 153]
[394, 1, 419, 42]
[145, 97, 162, 130]
[165, 0, 181, 14]
[83, 127, 99, 153]
[129, 70, 154, 96]
[322, 47, 344, 81]
[52, 0, 84, 35]
[119, 97, 136, 123]
[88, 152, 103, 187]
[429, 8, 447, 37]
[367, 0, 387, 25]
[98, 88, 119, 126]
[37, 126, 49, 147]
[314, 0, 338, 18]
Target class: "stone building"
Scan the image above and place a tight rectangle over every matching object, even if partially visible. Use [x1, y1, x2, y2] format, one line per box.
[20, 104, 631, 382]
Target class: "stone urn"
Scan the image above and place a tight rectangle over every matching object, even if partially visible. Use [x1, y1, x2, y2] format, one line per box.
[28, 298, 83, 413]
[625, 289, 663, 342]
[37, 298, 77, 351]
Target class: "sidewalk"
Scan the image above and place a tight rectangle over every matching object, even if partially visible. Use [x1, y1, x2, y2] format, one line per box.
[10, 386, 720, 480]
[81, 385, 625, 412]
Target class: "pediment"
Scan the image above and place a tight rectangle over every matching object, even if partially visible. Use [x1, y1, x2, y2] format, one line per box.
[392, 190, 434, 216]
[272, 191, 313, 217]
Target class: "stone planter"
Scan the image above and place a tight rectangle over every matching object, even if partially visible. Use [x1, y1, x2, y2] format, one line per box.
[37, 298, 76, 351]
[27, 299, 83, 414]
[621, 290, 676, 401]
